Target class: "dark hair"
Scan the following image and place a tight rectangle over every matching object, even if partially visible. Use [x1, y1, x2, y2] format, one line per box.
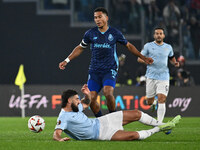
[61, 90, 78, 108]
[94, 7, 108, 16]
[154, 27, 165, 33]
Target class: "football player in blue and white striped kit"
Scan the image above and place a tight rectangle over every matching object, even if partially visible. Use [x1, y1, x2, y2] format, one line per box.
[59, 7, 153, 117]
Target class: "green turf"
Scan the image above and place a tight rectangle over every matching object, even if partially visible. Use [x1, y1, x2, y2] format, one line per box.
[0, 117, 200, 150]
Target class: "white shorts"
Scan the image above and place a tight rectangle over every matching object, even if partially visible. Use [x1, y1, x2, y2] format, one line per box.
[146, 78, 169, 98]
[98, 111, 124, 140]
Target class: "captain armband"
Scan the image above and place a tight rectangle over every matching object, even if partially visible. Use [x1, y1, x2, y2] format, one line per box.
[79, 40, 88, 48]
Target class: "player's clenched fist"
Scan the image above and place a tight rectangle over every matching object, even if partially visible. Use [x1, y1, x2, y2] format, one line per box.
[144, 57, 154, 65]
[59, 61, 67, 70]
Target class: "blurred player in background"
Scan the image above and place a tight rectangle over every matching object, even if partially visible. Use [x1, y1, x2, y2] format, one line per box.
[116, 54, 132, 86]
[53, 84, 181, 141]
[59, 7, 153, 117]
[138, 27, 179, 125]
[175, 55, 195, 86]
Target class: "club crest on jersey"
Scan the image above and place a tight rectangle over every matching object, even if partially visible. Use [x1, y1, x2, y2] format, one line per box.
[108, 34, 114, 41]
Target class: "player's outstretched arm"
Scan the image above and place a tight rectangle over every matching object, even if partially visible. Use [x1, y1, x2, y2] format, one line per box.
[53, 129, 70, 142]
[59, 45, 84, 70]
[81, 84, 91, 110]
[126, 42, 153, 64]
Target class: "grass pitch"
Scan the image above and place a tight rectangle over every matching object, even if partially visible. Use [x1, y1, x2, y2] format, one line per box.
[0, 117, 200, 150]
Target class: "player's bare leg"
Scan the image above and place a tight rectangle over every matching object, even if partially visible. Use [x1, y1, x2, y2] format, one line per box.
[103, 86, 115, 112]
[111, 110, 177, 141]
[111, 126, 163, 141]
[122, 110, 163, 126]
[146, 97, 155, 105]
[157, 93, 166, 103]
[111, 130, 140, 141]
[90, 91, 102, 117]
[122, 110, 141, 125]
[146, 97, 158, 112]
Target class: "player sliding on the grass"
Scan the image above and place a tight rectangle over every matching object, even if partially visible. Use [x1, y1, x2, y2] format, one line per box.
[53, 84, 181, 141]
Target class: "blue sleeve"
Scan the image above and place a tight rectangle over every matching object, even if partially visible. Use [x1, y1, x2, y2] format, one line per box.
[82, 30, 91, 44]
[116, 30, 128, 45]
[141, 43, 148, 56]
[78, 103, 83, 112]
[55, 116, 67, 130]
[168, 45, 174, 57]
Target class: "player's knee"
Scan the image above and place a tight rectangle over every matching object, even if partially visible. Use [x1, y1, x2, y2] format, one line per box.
[158, 99, 166, 103]
[104, 93, 114, 100]
[129, 132, 139, 140]
[91, 95, 97, 102]
[133, 110, 141, 120]
[158, 96, 166, 103]
[146, 100, 153, 105]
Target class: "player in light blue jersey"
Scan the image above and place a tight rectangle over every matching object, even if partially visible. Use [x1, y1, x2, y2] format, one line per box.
[59, 7, 153, 117]
[138, 27, 180, 125]
[53, 84, 181, 141]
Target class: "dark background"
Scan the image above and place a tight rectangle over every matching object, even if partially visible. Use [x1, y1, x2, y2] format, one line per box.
[0, 1, 142, 84]
[0, 1, 199, 85]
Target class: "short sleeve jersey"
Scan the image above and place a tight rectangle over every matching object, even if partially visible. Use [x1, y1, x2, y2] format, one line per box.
[81, 27, 128, 73]
[55, 104, 100, 140]
[141, 42, 174, 80]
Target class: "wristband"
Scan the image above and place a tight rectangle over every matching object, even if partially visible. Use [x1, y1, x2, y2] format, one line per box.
[64, 58, 70, 63]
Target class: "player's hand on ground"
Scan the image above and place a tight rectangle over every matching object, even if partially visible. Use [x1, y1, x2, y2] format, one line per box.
[59, 61, 67, 70]
[174, 62, 180, 67]
[144, 57, 154, 65]
[59, 137, 70, 142]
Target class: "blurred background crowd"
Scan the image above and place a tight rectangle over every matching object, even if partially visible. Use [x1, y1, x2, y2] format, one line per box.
[1, 0, 199, 86]
[40, 0, 199, 86]
[116, 54, 196, 87]
[42, 0, 200, 60]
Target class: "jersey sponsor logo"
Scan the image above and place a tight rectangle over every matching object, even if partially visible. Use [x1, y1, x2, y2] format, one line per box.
[94, 43, 111, 48]
[108, 34, 114, 41]
[93, 37, 98, 40]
